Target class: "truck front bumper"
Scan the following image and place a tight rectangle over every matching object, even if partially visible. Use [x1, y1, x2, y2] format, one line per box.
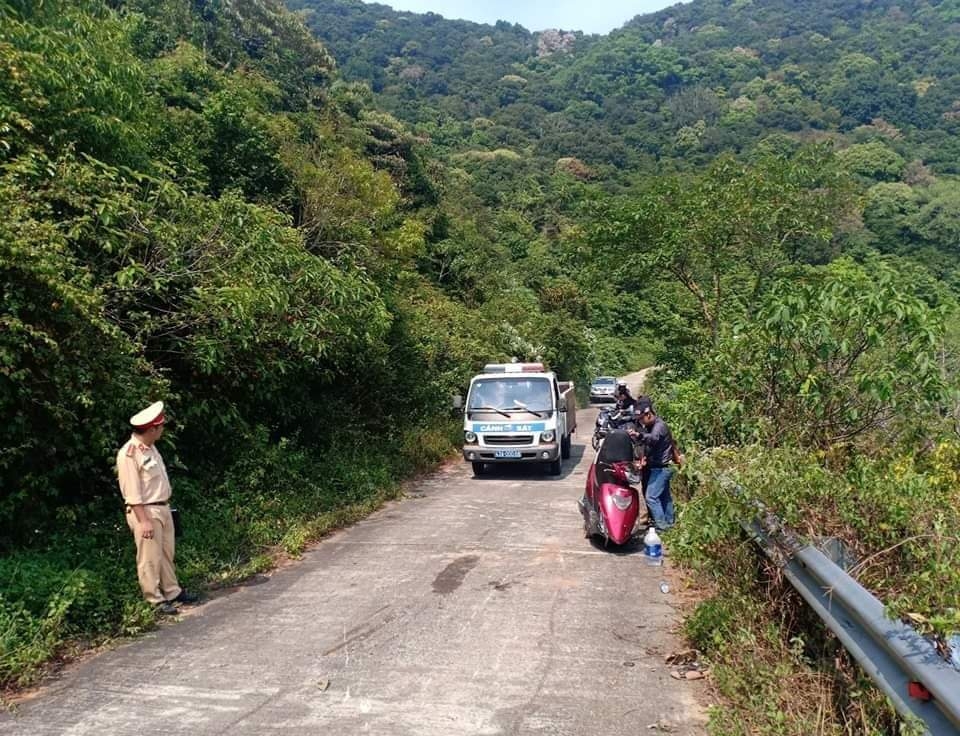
[462, 443, 559, 463]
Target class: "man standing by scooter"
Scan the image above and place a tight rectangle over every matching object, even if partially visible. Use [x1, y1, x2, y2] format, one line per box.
[630, 400, 683, 532]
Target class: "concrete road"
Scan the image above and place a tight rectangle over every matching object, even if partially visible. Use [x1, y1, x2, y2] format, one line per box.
[2, 370, 706, 735]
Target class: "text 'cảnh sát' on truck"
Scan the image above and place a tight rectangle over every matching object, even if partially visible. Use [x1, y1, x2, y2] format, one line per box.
[461, 363, 577, 476]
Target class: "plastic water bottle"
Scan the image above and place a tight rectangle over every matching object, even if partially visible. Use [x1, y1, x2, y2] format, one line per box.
[644, 526, 663, 566]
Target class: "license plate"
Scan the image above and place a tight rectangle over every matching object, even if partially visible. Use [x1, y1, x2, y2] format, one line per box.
[494, 450, 522, 458]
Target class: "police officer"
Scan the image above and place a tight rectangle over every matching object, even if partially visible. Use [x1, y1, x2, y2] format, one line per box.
[116, 401, 197, 615]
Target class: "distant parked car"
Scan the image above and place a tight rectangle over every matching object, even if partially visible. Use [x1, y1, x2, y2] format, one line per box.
[589, 376, 617, 403]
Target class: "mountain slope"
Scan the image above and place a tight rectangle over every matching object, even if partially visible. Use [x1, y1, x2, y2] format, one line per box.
[291, 0, 960, 176]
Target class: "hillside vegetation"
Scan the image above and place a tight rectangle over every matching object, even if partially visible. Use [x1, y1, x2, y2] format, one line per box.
[290, 1, 960, 733]
[299, 0, 960, 280]
[0, 0, 603, 690]
[2, 0, 959, 732]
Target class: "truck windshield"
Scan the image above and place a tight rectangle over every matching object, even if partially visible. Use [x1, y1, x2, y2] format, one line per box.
[468, 378, 553, 412]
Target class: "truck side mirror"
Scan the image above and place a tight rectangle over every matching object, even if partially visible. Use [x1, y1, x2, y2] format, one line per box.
[452, 394, 463, 410]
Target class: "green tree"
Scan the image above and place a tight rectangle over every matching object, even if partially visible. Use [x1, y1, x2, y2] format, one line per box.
[703, 258, 946, 448]
[908, 179, 960, 253]
[863, 181, 919, 250]
[588, 147, 852, 347]
[836, 141, 906, 182]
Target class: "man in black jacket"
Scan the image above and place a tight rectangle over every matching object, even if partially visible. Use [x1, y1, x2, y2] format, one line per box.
[630, 400, 683, 531]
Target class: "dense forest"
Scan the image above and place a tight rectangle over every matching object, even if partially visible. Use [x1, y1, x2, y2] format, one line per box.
[296, 0, 960, 282]
[3, 0, 960, 732]
[0, 0, 600, 692]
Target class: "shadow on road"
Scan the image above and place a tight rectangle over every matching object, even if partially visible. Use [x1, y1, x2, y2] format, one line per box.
[472, 442, 588, 481]
[587, 535, 644, 556]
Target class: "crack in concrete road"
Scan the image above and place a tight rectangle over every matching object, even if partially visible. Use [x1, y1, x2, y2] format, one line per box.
[322, 604, 395, 656]
[507, 545, 565, 734]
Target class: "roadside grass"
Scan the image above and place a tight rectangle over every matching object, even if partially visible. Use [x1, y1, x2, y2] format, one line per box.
[668, 446, 959, 734]
[0, 419, 461, 692]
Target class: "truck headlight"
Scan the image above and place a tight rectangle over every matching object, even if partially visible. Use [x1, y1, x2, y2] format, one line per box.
[464, 431, 477, 443]
[541, 430, 556, 443]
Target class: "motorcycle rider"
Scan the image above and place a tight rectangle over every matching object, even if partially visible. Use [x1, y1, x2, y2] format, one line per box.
[614, 382, 637, 413]
[594, 383, 635, 449]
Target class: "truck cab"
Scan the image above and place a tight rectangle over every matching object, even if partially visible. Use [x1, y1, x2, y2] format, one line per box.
[461, 363, 577, 476]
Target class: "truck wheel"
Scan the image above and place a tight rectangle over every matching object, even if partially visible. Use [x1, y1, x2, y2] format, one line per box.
[561, 434, 571, 459]
[547, 458, 562, 476]
[472, 462, 486, 476]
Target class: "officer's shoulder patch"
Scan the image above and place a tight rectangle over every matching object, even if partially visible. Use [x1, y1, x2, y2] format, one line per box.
[125, 443, 136, 457]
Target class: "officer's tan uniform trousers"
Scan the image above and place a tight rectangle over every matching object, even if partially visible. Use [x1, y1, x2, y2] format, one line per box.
[125, 504, 181, 604]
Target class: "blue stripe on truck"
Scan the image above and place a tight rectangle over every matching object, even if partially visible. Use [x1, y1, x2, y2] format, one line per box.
[471, 423, 548, 433]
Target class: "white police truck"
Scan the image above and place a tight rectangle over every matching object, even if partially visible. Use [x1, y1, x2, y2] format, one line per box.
[461, 363, 577, 476]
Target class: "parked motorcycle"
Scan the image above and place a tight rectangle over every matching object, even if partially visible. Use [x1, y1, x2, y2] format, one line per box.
[579, 429, 644, 546]
[591, 407, 636, 450]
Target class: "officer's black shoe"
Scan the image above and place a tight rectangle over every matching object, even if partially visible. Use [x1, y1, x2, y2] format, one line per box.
[155, 601, 179, 616]
[172, 590, 199, 604]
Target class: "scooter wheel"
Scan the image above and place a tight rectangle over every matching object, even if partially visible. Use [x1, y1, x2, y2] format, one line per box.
[591, 434, 600, 450]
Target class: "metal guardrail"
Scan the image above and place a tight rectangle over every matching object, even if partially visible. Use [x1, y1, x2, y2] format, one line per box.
[744, 513, 960, 735]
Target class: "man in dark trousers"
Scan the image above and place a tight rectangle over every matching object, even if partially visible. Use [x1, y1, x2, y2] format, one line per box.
[630, 399, 683, 531]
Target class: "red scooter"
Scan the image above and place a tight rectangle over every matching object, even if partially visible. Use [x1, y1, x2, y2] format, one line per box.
[578, 429, 644, 546]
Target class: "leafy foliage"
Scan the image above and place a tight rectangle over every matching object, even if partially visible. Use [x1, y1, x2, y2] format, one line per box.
[296, 0, 960, 181]
[0, 0, 594, 687]
[5, 2, 960, 733]
[701, 258, 946, 448]
[582, 147, 854, 373]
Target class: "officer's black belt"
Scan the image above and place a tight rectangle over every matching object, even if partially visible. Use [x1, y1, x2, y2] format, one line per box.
[125, 501, 169, 511]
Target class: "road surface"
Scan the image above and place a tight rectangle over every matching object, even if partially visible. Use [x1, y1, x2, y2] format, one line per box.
[1, 369, 707, 735]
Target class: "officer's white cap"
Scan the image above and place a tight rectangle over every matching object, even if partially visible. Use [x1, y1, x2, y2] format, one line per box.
[130, 401, 165, 429]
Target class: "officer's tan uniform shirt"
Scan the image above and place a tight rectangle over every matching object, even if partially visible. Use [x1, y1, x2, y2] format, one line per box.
[116, 436, 171, 506]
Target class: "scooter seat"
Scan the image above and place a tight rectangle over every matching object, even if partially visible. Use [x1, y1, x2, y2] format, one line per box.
[594, 429, 635, 486]
[597, 429, 633, 463]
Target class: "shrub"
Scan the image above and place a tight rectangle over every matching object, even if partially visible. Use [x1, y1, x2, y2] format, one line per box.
[670, 446, 960, 732]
